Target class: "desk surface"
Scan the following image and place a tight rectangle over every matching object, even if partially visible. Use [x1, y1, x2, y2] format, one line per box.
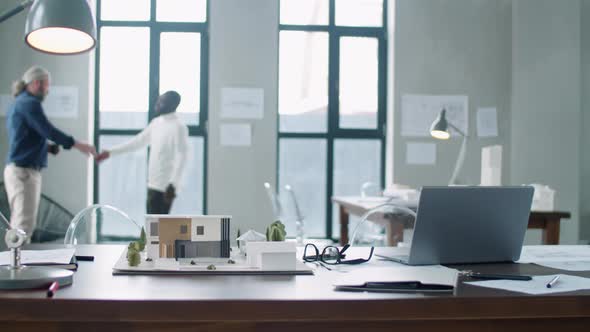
[1, 244, 589, 331]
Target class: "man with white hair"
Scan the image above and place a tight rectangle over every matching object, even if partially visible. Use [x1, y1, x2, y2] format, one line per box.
[4, 65, 96, 237]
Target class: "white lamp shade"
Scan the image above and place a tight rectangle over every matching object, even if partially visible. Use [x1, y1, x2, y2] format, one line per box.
[430, 109, 450, 140]
[24, 0, 96, 55]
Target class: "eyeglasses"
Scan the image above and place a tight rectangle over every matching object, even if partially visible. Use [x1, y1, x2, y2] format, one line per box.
[303, 243, 374, 265]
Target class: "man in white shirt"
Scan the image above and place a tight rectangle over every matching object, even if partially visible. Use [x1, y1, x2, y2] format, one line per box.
[96, 91, 189, 214]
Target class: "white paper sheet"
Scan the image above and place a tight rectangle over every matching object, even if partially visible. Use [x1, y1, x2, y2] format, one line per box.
[534, 261, 590, 271]
[518, 245, 590, 263]
[221, 87, 264, 119]
[220, 123, 252, 146]
[401, 94, 468, 137]
[517, 245, 590, 271]
[0, 248, 75, 265]
[0, 94, 11, 117]
[44, 86, 79, 119]
[477, 107, 498, 137]
[406, 142, 436, 165]
[466, 274, 590, 295]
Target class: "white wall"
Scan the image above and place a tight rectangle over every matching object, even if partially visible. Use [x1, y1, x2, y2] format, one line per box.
[0, 0, 93, 215]
[393, 0, 512, 187]
[208, 0, 278, 236]
[511, 0, 581, 244]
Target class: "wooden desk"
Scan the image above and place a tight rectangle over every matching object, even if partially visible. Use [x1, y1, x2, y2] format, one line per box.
[333, 196, 571, 246]
[1, 244, 590, 331]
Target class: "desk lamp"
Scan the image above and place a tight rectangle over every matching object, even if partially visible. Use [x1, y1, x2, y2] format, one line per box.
[0, 210, 73, 290]
[430, 109, 468, 185]
[0, 0, 96, 54]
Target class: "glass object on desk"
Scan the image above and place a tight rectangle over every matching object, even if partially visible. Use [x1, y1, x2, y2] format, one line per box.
[0, 210, 9, 252]
[263, 183, 306, 245]
[64, 204, 142, 246]
[349, 203, 417, 247]
[360, 181, 382, 198]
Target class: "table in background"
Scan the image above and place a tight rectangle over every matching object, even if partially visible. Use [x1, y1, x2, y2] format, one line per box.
[332, 196, 571, 246]
[0, 244, 589, 331]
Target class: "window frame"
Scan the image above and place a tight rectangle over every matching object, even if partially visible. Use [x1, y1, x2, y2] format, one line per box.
[278, 0, 388, 240]
[94, 0, 210, 241]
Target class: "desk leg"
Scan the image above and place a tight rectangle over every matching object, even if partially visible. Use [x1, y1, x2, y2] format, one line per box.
[542, 218, 560, 245]
[386, 222, 404, 247]
[340, 205, 349, 246]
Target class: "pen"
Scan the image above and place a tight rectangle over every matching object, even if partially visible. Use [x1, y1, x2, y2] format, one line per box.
[468, 273, 532, 281]
[546, 275, 560, 288]
[47, 281, 59, 298]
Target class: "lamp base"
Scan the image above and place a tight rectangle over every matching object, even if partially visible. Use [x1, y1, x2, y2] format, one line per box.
[0, 265, 73, 290]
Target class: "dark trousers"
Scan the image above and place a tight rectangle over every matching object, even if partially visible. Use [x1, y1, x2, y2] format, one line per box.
[147, 188, 173, 214]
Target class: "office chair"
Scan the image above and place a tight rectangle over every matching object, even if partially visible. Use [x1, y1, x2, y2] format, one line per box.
[64, 204, 142, 246]
[350, 202, 416, 247]
[0, 181, 74, 247]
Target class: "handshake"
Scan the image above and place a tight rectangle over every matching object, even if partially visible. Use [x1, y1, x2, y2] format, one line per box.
[48, 141, 110, 164]
[95, 150, 110, 163]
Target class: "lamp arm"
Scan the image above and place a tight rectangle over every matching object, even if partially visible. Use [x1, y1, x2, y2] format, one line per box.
[447, 122, 467, 137]
[449, 134, 468, 185]
[0, 0, 33, 25]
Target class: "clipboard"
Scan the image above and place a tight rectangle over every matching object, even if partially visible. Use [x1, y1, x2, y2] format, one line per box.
[333, 266, 458, 293]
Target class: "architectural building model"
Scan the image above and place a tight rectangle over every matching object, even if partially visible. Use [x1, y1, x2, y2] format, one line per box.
[145, 215, 231, 260]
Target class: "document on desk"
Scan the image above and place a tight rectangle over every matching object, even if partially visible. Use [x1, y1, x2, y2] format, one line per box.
[518, 245, 590, 271]
[333, 266, 458, 293]
[466, 274, 590, 295]
[0, 248, 75, 266]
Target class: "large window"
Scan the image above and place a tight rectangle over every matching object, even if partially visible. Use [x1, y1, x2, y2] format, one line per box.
[279, 0, 387, 240]
[95, 0, 209, 240]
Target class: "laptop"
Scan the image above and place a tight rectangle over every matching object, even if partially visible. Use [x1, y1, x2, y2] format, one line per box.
[376, 186, 534, 265]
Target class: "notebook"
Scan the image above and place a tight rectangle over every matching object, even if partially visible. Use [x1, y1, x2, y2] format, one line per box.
[0, 248, 77, 270]
[25, 255, 78, 271]
[333, 266, 458, 293]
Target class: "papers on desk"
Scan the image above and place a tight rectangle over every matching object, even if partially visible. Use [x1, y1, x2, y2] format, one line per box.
[0, 248, 75, 266]
[466, 274, 590, 295]
[333, 266, 458, 293]
[531, 261, 590, 271]
[518, 245, 590, 271]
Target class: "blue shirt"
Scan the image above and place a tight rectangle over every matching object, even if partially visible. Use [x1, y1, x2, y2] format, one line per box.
[5, 91, 75, 169]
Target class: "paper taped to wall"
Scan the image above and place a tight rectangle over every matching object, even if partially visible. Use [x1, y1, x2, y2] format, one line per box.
[221, 87, 264, 119]
[401, 94, 468, 137]
[477, 107, 498, 137]
[44, 86, 79, 119]
[406, 142, 436, 165]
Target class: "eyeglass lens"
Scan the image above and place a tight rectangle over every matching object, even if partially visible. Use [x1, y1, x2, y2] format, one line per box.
[321, 246, 340, 264]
